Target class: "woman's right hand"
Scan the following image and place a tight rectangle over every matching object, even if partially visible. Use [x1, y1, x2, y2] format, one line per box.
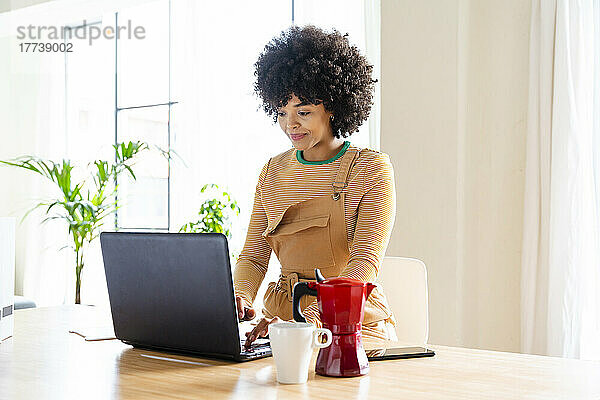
[235, 295, 256, 322]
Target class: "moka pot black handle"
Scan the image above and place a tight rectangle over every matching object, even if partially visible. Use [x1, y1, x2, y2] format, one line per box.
[292, 268, 324, 322]
[292, 282, 317, 322]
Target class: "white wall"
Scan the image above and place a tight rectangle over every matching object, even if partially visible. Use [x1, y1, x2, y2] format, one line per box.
[381, 0, 530, 352]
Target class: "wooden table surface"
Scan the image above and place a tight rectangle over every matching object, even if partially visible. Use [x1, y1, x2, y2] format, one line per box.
[1, 306, 600, 399]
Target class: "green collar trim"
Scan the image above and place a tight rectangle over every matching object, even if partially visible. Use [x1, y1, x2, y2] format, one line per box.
[296, 141, 351, 165]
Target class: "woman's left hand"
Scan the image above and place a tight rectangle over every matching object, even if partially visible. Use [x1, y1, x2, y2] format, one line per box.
[244, 316, 280, 349]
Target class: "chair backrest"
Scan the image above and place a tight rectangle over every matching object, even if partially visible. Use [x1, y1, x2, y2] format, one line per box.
[377, 256, 429, 344]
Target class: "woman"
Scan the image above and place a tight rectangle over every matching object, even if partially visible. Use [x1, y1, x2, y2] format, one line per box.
[235, 25, 397, 347]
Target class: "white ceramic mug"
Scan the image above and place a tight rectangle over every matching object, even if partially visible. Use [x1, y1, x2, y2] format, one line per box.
[268, 322, 332, 384]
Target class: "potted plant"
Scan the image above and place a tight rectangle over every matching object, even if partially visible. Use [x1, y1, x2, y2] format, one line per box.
[0, 141, 167, 304]
[179, 183, 241, 262]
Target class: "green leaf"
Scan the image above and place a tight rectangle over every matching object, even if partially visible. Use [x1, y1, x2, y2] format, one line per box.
[20, 202, 49, 224]
[123, 165, 136, 180]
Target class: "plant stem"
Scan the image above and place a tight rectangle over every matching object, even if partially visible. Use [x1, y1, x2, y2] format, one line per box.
[75, 249, 83, 304]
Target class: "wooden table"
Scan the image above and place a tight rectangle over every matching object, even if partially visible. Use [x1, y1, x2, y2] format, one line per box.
[1, 306, 599, 399]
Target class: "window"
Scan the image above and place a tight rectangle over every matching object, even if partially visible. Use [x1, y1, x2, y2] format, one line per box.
[115, 0, 174, 231]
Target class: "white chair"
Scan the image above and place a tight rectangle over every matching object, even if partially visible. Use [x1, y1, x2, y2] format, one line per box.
[377, 256, 429, 344]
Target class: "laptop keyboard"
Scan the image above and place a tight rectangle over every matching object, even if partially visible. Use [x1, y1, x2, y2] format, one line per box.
[240, 339, 271, 356]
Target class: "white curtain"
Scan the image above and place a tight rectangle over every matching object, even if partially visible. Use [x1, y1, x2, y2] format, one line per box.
[1, 5, 70, 306]
[169, 1, 293, 309]
[522, 0, 600, 359]
[0, 0, 155, 306]
[364, 0, 381, 151]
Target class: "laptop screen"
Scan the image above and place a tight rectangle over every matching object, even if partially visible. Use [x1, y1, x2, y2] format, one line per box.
[100, 232, 242, 358]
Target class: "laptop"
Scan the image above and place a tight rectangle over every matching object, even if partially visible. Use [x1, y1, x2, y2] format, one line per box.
[99, 231, 271, 362]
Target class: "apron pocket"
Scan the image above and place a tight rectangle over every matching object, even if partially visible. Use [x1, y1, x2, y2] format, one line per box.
[266, 215, 335, 270]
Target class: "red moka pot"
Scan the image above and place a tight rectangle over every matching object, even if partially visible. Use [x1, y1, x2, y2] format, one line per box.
[292, 269, 376, 377]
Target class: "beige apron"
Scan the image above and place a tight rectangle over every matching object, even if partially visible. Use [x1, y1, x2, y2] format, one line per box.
[261, 147, 396, 340]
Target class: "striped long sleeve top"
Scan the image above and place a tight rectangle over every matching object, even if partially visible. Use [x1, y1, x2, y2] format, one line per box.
[233, 141, 396, 326]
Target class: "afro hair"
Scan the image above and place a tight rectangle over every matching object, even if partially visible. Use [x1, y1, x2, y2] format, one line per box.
[253, 25, 377, 139]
